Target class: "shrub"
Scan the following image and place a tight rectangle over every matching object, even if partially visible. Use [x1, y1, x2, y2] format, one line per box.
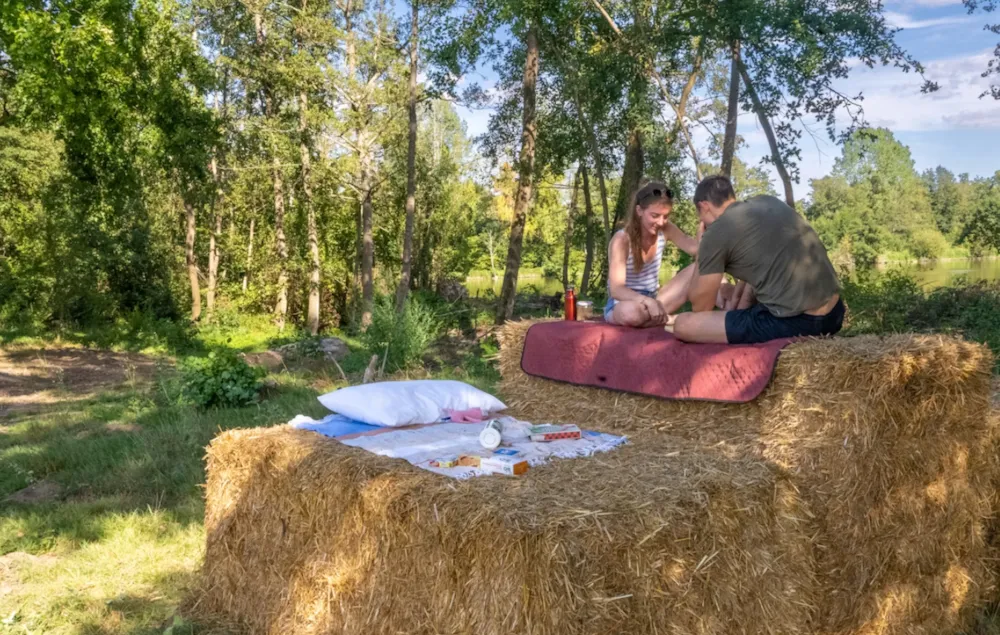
[181, 350, 266, 409]
[842, 271, 1000, 372]
[362, 296, 440, 371]
[840, 270, 923, 334]
[909, 228, 950, 261]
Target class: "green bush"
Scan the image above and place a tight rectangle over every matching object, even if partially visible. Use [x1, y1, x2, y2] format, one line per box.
[181, 350, 267, 409]
[362, 296, 440, 371]
[842, 271, 1000, 371]
[841, 270, 923, 334]
[910, 279, 1000, 369]
[909, 228, 950, 260]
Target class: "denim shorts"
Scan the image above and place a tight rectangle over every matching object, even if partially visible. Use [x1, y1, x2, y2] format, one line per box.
[725, 299, 845, 344]
[603, 289, 657, 322]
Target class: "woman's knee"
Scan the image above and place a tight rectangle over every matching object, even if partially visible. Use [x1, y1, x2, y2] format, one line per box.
[614, 302, 647, 327]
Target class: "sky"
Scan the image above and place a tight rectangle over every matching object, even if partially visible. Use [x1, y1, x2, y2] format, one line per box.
[452, 1, 1000, 199]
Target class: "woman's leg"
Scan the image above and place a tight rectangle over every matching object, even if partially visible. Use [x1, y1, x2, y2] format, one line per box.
[716, 282, 737, 310]
[655, 263, 697, 314]
[610, 300, 654, 327]
[733, 281, 756, 309]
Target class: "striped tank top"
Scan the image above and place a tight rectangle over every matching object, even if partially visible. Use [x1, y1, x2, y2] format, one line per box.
[618, 230, 665, 293]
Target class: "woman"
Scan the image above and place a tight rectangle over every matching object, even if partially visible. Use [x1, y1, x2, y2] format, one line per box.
[604, 181, 700, 327]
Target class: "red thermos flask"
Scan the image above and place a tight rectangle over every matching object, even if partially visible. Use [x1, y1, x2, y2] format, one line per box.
[564, 286, 576, 321]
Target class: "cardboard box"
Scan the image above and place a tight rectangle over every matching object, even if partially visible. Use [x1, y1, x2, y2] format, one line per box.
[528, 424, 581, 442]
[429, 456, 459, 468]
[480, 453, 529, 476]
[458, 454, 481, 468]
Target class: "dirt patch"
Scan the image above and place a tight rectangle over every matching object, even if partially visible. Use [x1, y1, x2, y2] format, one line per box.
[0, 348, 161, 416]
[0, 551, 59, 600]
[104, 422, 142, 434]
[5, 480, 64, 505]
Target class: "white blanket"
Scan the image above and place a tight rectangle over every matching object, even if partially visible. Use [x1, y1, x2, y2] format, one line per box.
[296, 415, 627, 479]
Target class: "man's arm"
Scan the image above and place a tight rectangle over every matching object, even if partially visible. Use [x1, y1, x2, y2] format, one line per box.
[688, 271, 724, 312]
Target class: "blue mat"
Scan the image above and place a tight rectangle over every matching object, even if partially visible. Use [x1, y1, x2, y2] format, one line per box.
[290, 413, 381, 438]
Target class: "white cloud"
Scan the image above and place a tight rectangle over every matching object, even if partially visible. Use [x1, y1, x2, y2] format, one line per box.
[883, 10, 973, 29]
[886, 0, 963, 7]
[825, 49, 999, 133]
[737, 49, 1000, 191]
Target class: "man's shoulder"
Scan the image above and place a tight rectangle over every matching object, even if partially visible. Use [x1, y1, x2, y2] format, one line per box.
[742, 194, 787, 210]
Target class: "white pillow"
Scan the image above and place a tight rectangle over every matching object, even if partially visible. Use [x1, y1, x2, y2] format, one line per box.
[317, 379, 506, 427]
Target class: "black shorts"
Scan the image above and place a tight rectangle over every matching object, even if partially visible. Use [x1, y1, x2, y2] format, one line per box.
[725, 299, 845, 344]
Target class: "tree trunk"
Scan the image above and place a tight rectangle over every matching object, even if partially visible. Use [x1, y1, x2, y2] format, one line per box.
[360, 161, 375, 329]
[395, 0, 419, 312]
[563, 168, 579, 291]
[255, 9, 288, 330]
[574, 93, 611, 246]
[207, 156, 220, 320]
[273, 156, 288, 330]
[738, 61, 795, 207]
[184, 198, 201, 321]
[667, 38, 705, 180]
[580, 162, 595, 296]
[612, 127, 644, 228]
[243, 217, 254, 293]
[721, 39, 741, 178]
[495, 23, 539, 325]
[301, 91, 320, 335]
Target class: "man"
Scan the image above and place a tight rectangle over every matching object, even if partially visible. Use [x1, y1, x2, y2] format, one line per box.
[673, 175, 844, 344]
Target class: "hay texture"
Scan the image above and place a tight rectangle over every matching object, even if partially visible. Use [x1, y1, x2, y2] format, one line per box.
[499, 319, 1000, 635]
[194, 427, 816, 635]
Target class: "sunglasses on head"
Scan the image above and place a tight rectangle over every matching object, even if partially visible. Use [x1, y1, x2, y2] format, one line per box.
[637, 186, 672, 205]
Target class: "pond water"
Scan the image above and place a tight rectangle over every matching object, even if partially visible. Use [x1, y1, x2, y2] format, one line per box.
[464, 274, 564, 298]
[893, 258, 1000, 289]
[462, 258, 1000, 298]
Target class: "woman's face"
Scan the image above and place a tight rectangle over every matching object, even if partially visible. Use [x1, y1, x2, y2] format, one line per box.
[638, 201, 671, 236]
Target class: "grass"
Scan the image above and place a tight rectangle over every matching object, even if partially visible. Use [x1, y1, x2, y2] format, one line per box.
[0, 373, 329, 634]
[1, 278, 999, 634]
[841, 272, 1000, 371]
[0, 299, 503, 634]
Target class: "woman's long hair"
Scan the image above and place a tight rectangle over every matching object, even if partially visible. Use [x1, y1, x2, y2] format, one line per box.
[624, 180, 673, 274]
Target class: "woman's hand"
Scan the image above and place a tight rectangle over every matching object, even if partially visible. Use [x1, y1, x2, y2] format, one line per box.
[643, 297, 665, 324]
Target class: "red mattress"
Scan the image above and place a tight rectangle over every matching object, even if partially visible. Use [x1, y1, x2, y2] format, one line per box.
[520, 320, 794, 403]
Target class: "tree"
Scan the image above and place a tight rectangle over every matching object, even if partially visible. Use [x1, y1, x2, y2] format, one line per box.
[496, 23, 539, 324]
[395, 0, 420, 311]
[960, 185, 1000, 254]
[963, 0, 1000, 99]
[562, 168, 579, 291]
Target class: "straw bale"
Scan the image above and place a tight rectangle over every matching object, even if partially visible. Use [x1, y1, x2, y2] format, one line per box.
[193, 426, 816, 635]
[498, 319, 1000, 635]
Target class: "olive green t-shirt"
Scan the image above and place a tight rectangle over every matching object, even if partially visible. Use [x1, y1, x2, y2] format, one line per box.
[697, 195, 840, 317]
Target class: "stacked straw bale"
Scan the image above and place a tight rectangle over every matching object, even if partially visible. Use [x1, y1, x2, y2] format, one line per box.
[498, 319, 1000, 635]
[195, 427, 816, 635]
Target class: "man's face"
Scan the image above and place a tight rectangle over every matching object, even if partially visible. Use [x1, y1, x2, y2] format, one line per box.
[696, 201, 714, 225]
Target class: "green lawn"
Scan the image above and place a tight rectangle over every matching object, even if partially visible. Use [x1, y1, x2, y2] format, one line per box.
[0, 308, 503, 634]
[0, 369, 330, 634]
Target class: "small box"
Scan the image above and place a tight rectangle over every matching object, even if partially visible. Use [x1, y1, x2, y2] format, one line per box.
[430, 456, 458, 468]
[480, 453, 529, 476]
[528, 424, 581, 442]
[492, 448, 521, 457]
[458, 454, 481, 468]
